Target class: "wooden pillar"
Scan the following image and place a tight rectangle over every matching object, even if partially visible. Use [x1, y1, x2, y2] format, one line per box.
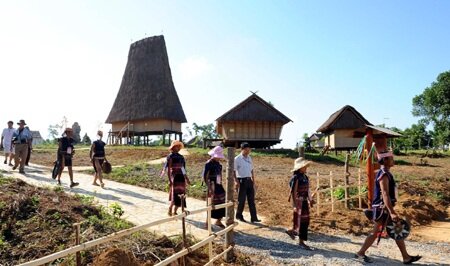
[224, 147, 235, 262]
[162, 131, 166, 146]
[366, 128, 374, 208]
[344, 153, 350, 209]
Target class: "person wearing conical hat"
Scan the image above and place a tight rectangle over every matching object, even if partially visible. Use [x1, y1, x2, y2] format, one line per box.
[164, 140, 190, 216]
[203, 146, 226, 228]
[11, 120, 32, 174]
[56, 128, 79, 188]
[285, 157, 314, 250]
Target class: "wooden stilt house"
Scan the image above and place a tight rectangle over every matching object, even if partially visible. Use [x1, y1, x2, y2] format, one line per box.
[106, 35, 187, 145]
[317, 105, 372, 151]
[216, 93, 292, 148]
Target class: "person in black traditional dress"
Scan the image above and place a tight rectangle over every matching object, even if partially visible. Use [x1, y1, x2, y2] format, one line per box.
[90, 130, 106, 188]
[56, 128, 79, 188]
[165, 140, 190, 216]
[203, 146, 226, 228]
[285, 157, 314, 250]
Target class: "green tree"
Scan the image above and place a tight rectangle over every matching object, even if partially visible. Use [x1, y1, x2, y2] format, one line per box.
[82, 133, 92, 145]
[412, 71, 450, 147]
[191, 123, 220, 139]
[72, 122, 81, 144]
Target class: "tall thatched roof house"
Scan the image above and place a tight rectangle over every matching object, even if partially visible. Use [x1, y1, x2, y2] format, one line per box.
[106, 35, 187, 145]
[216, 93, 292, 148]
[317, 105, 372, 150]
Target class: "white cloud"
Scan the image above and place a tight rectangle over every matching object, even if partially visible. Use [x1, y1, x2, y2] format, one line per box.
[177, 56, 212, 81]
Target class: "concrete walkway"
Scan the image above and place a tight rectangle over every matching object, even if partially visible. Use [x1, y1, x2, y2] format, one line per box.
[0, 156, 257, 239]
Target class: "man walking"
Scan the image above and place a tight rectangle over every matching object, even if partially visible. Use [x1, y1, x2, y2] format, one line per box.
[234, 142, 260, 223]
[12, 120, 32, 174]
[1, 121, 15, 166]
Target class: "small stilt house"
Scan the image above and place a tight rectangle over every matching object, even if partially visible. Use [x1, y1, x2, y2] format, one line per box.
[106, 35, 187, 145]
[317, 105, 372, 151]
[216, 93, 292, 148]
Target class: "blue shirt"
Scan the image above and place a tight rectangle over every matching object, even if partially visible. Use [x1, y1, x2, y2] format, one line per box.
[12, 127, 32, 143]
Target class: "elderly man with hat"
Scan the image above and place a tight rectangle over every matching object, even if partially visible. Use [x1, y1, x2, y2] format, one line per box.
[11, 120, 32, 174]
[286, 157, 314, 250]
[1, 121, 15, 166]
[355, 151, 421, 264]
[234, 142, 260, 223]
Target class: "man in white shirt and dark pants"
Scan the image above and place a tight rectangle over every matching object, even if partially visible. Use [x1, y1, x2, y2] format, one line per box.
[1, 121, 15, 166]
[234, 142, 260, 223]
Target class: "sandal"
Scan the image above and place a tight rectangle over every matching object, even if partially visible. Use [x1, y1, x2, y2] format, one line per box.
[354, 254, 374, 263]
[92, 183, 100, 186]
[100, 183, 105, 188]
[285, 229, 296, 240]
[298, 243, 312, 251]
[215, 221, 225, 228]
[70, 182, 79, 188]
[167, 210, 172, 216]
[403, 255, 422, 264]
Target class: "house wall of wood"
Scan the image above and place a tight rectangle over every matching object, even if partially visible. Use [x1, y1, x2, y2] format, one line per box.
[218, 121, 283, 140]
[325, 129, 360, 149]
[112, 119, 182, 132]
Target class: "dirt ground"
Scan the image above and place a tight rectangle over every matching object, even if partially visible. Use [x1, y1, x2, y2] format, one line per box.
[30, 146, 450, 241]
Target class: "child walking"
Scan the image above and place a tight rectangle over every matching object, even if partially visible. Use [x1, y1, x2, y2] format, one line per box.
[286, 157, 314, 250]
[165, 140, 190, 216]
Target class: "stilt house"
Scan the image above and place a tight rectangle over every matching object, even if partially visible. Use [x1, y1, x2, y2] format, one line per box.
[216, 93, 292, 148]
[106, 35, 187, 145]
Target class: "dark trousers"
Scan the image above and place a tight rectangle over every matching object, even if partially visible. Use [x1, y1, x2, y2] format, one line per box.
[236, 178, 258, 220]
[25, 146, 31, 165]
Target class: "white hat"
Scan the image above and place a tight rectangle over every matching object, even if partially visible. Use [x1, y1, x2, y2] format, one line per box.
[291, 157, 312, 172]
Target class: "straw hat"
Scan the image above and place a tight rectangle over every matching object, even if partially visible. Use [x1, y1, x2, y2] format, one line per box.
[208, 146, 225, 159]
[17, 119, 27, 125]
[168, 140, 184, 151]
[291, 157, 312, 172]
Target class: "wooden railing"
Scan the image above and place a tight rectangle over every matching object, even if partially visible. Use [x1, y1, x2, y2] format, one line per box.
[19, 147, 238, 266]
[313, 168, 367, 215]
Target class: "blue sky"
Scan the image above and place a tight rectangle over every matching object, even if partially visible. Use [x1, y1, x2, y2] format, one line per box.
[1, 1, 449, 147]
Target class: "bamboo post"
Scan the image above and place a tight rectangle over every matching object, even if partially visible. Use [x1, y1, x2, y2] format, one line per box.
[344, 153, 350, 209]
[224, 147, 235, 262]
[358, 169, 362, 209]
[207, 197, 213, 261]
[316, 172, 320, 215]
[180, 194, 187, 266]
[73, 223, 81, 266]
[330, 171, 334, 212]
[366, 129, 375, 208]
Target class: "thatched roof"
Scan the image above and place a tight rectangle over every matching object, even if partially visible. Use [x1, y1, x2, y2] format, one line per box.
[106, 35, 187, 124]
[30, 131, 42, 139]
[217, 93, 292, 123]
[317, 105, 371, 133]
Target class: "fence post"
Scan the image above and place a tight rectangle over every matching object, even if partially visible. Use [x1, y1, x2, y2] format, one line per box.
[330, 171, 334, 212]
[73, 223, 81, 266]
[207, 197, 213, 261]
[358, 169, 362, 209]
[344, 153, 350, 209]
[180, 194, 187, 266]
[316, 172, 320, 215]
[224, 147, 235, 262]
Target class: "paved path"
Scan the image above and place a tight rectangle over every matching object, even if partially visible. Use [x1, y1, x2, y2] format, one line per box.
[0, 156, 256, 239]
[1, 157, 449, 265]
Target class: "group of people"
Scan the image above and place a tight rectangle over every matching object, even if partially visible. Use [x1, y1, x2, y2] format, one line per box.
[164, 140, 421, 264]
[1, 120, 33, 174]
[54, 128, 107, 188]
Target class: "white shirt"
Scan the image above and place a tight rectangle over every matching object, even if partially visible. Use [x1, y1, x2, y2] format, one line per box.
[234, 153, 254, 178]
[1, 128, 15, 145]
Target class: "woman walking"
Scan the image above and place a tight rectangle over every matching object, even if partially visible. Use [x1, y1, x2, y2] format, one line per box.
[285, 157, 314, 250]
[56, 128, 79, 188]
[90, 130, 106, 188]
[165, 140, 190, 216]
[203, 146, 226, 228]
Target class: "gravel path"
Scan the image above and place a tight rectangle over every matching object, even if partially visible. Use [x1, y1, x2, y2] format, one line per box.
[233, 224, 449, 265]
